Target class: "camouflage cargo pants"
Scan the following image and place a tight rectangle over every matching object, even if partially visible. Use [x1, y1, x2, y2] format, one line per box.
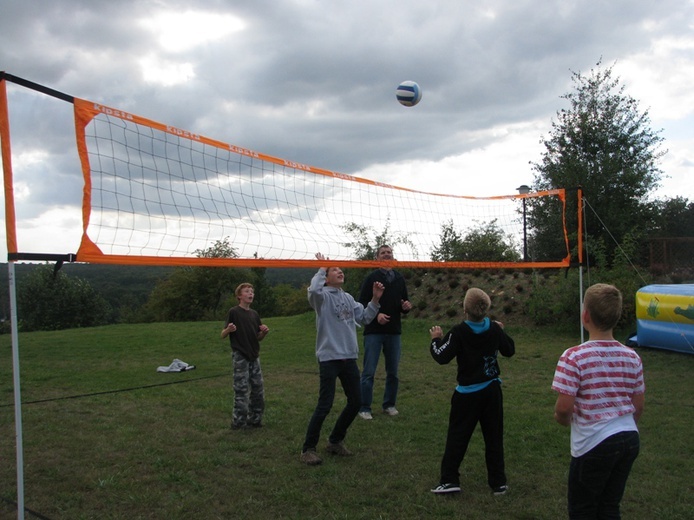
[232, 350, 265, 428]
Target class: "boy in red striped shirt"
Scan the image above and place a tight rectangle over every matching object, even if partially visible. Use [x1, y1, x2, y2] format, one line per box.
[552, 283, 645, 519]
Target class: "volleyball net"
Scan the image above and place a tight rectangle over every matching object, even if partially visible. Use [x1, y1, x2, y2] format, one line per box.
[2, 73, 580, 269]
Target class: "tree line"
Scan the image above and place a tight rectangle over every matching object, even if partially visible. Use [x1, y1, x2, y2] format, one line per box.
[2, 61, 692, 333]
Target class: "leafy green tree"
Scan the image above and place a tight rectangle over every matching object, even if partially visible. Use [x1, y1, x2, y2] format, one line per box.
[431, 220, 464, 261]
[142, 238, 252, 322]
[17, 264, 112, 331]
[249, 266, 278, 318]
[340, 217, 418, 261]
[340, 218, 419, 295]
[647, 196, 694, 237]
[432, 219, 521, 262]
[529, 60, 666, 265]
[272, 283, 311, 316]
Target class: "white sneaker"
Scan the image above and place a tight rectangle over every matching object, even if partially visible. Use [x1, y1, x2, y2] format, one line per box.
[492, 484, 509, 495]
[383, 407, 399, 416]
[358, 411, 373, 420]
[431, 483, 461, 494]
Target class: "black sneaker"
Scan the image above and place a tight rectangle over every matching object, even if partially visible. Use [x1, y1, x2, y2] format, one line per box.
[492, 484, 509, 495]
[431, 483, 461, 494]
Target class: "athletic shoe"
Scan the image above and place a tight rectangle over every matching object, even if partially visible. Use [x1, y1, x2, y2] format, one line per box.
[325, 441, 353, 456]
[358, 411, 373, 420]
[492, 485, 509, 495]
[300, 449, 322, 466]
[383, 407, 399, 416]
[431, 483, 461, 494]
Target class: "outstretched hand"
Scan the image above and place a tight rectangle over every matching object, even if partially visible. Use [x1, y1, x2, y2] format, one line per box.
[372, 281, 385, 301]
[429, 325, 443, 340]
[315, 252, 329, 270]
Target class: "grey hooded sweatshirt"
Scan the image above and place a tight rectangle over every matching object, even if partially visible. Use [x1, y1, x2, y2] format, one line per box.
[308, 268, 380, 362]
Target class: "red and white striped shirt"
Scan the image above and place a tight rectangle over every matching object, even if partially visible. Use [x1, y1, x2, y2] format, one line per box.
[552, 340, 645, 456]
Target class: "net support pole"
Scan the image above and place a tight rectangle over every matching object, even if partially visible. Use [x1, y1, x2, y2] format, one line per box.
[578, 188, 585, 343]
[9, 262, 25, 520]
[579, 265, 584, 343]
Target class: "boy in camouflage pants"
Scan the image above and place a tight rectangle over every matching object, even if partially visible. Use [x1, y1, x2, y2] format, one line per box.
[221, 283, 270, 429]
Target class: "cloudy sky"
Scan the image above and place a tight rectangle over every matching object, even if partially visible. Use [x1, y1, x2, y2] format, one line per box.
[1, 0, 693, 259]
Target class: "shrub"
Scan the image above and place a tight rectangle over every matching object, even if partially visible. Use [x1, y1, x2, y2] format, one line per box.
[17, 265, 112, 331]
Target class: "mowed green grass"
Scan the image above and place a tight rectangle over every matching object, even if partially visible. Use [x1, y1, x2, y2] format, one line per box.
[1, 315, 692, 519]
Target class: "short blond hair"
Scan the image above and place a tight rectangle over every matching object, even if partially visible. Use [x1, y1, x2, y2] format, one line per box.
[584, 283, 622, 331]
[235, 283, 254, 299]
[463, 287, 491, 321]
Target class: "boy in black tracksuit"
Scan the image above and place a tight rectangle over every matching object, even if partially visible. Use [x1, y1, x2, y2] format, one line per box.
[428, 287, 515, 495]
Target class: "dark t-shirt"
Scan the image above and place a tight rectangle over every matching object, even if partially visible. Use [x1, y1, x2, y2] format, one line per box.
[224, 306, 262, 361]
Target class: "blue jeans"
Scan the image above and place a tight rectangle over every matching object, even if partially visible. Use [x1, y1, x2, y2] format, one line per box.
[568, 430, 640, 520]
[360, 334, 401, 413]
[302, 359, 361, 452]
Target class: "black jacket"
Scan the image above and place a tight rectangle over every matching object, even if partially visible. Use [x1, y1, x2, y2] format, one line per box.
[358, 269, 409, 335]
[430, 320, 515, 386]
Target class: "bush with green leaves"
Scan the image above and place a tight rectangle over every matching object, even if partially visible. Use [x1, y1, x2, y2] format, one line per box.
[17, 264, 112, 331]
[526, 252, 650, 331]
[432, 219, 521, 262]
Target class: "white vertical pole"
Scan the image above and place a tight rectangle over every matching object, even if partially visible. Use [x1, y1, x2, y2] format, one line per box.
[579, 265, 584, 343]
[9, 262, 25, 520]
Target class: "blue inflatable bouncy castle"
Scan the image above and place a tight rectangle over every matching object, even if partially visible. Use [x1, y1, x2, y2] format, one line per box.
[630, 284, 694, 355]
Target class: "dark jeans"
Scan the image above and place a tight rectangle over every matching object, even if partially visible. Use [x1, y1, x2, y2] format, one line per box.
[360, 333, 401, 412]
[302, 359, 361, 452]
[440, 380, 506, 489]
[568, 430, 640, 520]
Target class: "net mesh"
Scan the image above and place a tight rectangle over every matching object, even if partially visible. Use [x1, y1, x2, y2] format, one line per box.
[72, 99, 571, 268]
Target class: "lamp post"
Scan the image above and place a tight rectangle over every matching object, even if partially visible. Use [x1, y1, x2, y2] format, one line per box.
[516, 184, 530, 261]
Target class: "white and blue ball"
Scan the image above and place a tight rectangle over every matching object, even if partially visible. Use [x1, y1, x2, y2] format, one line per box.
[396, 80, 422, 107]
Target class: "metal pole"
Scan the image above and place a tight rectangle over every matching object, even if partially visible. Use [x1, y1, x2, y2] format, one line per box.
[579, 264, 584, 344]
[9, 262, 25, 520]
[516, 185, 530, 262]
[522, 198, 528, 261]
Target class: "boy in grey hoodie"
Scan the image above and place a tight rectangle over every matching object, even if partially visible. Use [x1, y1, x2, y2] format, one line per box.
[300, 253, 384, 465]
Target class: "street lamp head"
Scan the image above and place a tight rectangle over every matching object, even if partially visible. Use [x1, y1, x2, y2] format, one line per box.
[516, 184, 531, 195]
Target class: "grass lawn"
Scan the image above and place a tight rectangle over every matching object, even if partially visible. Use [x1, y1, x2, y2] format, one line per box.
[1, 315, 692, 519]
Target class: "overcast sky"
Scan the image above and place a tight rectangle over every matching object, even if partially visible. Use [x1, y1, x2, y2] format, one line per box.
[1, 0, 693, 259]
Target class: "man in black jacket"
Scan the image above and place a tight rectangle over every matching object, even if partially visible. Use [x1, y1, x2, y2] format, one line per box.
[357, 245, 412, 420]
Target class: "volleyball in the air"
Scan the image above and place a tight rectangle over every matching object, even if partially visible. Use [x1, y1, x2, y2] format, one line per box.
[396, 81, 422, 107]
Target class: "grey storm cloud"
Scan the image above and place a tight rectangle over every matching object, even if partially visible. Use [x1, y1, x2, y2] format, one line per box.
[1, 0, 693, 256]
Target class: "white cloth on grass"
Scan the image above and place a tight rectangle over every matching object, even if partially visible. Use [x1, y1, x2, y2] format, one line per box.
[157, 358, 196, 373]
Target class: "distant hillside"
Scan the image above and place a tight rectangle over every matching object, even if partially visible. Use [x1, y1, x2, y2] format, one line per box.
[265, 268, 315, 288]
[399, 268, 532, 328]
[0, 263, 315, 320]
[0, 263, 557, 327]
[0, 263, 176, 319]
